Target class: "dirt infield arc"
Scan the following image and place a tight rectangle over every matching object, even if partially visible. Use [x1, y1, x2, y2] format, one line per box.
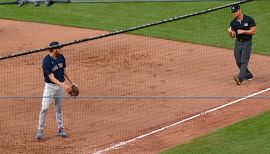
[1, 19, 270, 154]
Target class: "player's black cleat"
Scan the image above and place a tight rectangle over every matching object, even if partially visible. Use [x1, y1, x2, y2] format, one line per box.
[58, 128, 68, 138]
[35, 129, 43, 140]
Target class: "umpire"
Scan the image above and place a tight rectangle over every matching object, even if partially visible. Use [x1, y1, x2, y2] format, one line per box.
[227, 4, 256, 85]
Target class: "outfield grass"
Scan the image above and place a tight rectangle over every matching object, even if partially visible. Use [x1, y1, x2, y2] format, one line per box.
[0, 1, 269, 54]
[0, 0, 15, 2]
[0, 2, 228, 30]
[161, 110, 270, 154]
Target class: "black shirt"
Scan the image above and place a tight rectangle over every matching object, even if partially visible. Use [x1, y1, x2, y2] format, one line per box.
[43, 54, 66, 84]
[230, 15, 256, 41]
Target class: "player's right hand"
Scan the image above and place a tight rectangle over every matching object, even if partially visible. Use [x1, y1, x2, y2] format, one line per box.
[63, 84, 72, 93]
[227, 27, 236, 38]
[227, 27, 233, 33]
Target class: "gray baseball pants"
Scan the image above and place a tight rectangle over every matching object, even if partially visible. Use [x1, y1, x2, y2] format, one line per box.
[234, 40, 253, 80]
[38, 83, 65, 130]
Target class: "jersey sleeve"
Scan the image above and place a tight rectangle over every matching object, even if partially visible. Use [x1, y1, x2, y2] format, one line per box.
[230, 21, 236, 31]
[43, 59, 53, 75]
[249, 17, 256, 27]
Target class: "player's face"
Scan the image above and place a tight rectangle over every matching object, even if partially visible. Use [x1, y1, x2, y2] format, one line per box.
[232, 10, 241, 18]
[55, 48, 61, 55]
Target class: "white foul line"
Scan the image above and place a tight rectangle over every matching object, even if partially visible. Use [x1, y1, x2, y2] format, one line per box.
[93, 88, 270, 154]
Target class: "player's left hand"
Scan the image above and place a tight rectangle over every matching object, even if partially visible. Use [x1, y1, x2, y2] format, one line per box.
[237, 29, 245, 34]
[69, 84, 79, 97]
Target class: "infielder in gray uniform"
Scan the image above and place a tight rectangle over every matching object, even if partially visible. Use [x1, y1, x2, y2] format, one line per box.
[36, 41, 75, 140]
[227, 4, 256, 85]
[17, 0, 54, 7]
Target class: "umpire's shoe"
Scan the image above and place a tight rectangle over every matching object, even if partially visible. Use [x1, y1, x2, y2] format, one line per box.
[233, 76, 243, 85]
[58, 128, 68, 138]
[35, 129, 43, 140]
[245, 75, 254, 81]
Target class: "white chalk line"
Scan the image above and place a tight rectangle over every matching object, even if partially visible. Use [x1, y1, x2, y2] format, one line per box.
[92, 88, 270, 154]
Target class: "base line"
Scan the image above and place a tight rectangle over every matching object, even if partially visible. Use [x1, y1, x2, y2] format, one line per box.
[93, 87, 270, 154]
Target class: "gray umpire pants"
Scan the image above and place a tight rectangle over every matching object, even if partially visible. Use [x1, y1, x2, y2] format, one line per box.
[234, 39, 253, 80]
[38, 83, 65, 130]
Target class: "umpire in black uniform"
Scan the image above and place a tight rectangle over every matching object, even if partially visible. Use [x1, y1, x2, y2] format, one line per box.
[227, 4, 256, 85]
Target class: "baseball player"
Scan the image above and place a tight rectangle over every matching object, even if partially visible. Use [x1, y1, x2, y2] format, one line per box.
[17, 0, 38, 6]
[36, 41, 75, 140]
[227, 4, 256, 85]
[17, 0, 53, 7]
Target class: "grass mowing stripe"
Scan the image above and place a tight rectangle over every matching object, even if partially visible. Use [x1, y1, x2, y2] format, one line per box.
[161, 110, 270, 154]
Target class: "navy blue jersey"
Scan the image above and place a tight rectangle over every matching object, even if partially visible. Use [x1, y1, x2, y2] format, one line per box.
[230, 15, 256, 41]
[42, 54, 66, 83]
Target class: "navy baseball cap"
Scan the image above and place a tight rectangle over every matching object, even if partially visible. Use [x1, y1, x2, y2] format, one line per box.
[49, 41, 61, 48]
[231, 4, 240, 13]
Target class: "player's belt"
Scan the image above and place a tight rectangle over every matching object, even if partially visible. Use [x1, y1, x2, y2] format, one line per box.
[237, 38, 250, 42]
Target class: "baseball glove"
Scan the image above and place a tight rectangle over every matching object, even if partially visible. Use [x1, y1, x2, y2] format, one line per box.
[69, 84, 79, 96]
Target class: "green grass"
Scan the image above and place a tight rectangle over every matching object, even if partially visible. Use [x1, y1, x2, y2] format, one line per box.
[0, 2, 228, 30]
[0, 1, 269, 54]
[130, 1, 270, 54]
[0, 0, 15, 2]
[161, 110, 270, 154]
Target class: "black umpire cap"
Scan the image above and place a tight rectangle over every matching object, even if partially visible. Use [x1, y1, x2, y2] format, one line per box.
[231, 4, 240, 13]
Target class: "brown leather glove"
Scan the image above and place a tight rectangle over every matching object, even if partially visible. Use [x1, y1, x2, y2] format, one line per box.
[69, 84, 79, 96]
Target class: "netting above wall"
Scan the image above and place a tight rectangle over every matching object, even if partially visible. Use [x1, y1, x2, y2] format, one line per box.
[70, 0, 234, 2]
[0, 0, 241, 5]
